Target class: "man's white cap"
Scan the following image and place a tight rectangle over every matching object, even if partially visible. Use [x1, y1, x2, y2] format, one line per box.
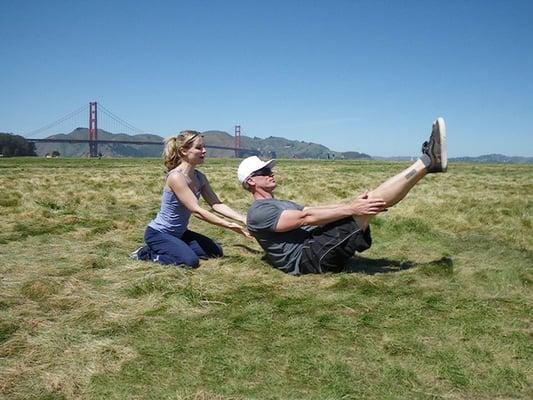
[237, 156, 276, 185]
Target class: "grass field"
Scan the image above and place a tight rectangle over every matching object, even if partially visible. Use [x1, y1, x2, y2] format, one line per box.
[0, 157, 531, 400]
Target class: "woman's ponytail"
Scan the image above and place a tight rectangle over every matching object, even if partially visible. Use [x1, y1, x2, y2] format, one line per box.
[163, 130, 201, 171]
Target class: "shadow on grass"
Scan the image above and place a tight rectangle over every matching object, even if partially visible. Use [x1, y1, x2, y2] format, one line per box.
[233, 244, 263, 254]
[344, 256, 453, 275]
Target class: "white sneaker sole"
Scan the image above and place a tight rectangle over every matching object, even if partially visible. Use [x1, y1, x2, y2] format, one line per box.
[436, 117, 447, 171]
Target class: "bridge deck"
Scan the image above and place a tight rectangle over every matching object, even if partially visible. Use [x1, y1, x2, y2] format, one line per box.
[27, 138, 258, 153]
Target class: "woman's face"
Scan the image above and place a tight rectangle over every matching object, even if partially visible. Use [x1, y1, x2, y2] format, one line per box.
[182, 136, 206, 165]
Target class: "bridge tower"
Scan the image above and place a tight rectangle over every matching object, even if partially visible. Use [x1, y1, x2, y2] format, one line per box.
[88, 102, 98, 157]
[234, 125, 241, 158]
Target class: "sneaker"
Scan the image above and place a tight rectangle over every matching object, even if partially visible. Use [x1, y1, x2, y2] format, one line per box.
[422, 117, 447, 172]
[130, 245, 148, 260]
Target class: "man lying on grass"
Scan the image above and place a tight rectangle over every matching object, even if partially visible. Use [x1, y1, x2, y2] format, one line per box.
[238, 118, 447, 275]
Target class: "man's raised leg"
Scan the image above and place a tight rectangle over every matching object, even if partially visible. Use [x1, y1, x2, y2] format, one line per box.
[354, 118, 447, 229]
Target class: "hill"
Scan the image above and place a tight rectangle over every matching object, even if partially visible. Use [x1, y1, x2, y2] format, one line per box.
[32, 128, 371, 159]
[374, 154, 533, 164]
[26, 130, 533, 163]
[34, 128, 164, 157]
[0, 132, 37, 156]
[449, 153, 533, 164]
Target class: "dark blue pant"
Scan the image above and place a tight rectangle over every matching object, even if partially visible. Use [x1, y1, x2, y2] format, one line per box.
[144, 226, 223, 268]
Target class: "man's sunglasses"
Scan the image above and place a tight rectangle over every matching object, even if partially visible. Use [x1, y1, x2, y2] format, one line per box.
[250, 167, 273, 177]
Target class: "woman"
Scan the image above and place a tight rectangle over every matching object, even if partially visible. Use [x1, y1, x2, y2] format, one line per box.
[131, 130, 249, 268]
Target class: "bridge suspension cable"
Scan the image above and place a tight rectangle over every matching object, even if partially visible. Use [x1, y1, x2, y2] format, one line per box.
[98, 103, 147, 135]
[23, 101, 259, 157]
[24, 104, 88, 138]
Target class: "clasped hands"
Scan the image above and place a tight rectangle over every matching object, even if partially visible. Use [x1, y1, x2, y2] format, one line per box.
[350, 191, 387, 215]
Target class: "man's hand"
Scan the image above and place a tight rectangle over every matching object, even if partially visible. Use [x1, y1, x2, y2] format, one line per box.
[350, 191, 387, 215]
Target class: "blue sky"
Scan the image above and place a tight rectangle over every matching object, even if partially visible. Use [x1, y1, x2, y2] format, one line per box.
[1, 0, 532, 157]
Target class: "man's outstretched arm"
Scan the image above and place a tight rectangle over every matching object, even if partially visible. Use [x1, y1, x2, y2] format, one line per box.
[275, 194, 386, 232]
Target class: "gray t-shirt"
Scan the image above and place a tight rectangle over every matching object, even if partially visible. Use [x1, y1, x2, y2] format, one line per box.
[247, 199, 313, 275]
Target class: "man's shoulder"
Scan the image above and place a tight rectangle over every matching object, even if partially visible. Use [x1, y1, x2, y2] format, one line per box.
[249, 198, 302, 212]
[247, 199, 291, 231]
[248, 199, 303, 225]
[249, 199, 282, 217]
[250, 198, 282, 208]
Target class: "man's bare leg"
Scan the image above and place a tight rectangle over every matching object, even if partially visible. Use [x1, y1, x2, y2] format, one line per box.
[354, 160, 427, 229]
[370, 159, 427, 207]
[354, 117, 447, 230]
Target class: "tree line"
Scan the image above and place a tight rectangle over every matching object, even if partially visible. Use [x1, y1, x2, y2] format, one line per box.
[0, 133, 37, 157]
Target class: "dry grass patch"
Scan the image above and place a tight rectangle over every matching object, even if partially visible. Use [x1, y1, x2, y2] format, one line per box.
[0, 157, 531, 399]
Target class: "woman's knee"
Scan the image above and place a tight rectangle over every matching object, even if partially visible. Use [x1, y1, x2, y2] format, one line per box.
[153, 251, 200, 268]
[196, 240, 223, 258]
[213, 243, 224, 257]
[180, 253, 200, 268]
[156, 252, 200, 268]
[183, 231, 224, 258]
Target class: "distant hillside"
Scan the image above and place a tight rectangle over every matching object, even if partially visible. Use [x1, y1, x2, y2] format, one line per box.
[13, 129, 533, 163]
[374, 154, 533, 164]
[33, 129, 371, 159]
[34, 128, 164, 157]
[203, 130, 370, 160]
[449, 154, 533, 164]
[0, 132, 37, 157]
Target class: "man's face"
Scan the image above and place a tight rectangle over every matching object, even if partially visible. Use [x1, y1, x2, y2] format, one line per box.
[247, 167, 276, 191]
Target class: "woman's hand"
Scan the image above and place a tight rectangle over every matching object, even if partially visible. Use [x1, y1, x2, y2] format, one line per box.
[227, 223, 252, 238]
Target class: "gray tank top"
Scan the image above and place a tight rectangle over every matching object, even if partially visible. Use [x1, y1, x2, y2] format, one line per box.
[148, 170, 204, 237]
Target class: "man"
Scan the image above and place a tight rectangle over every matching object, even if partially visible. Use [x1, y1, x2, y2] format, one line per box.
[237, 118, 447, 275]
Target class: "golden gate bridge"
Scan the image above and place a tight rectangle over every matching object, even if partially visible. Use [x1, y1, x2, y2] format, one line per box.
[23, 102, 258, 157]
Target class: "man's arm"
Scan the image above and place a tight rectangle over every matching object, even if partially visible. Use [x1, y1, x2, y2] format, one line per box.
[275, 194, 386, 232]
[301, 191, 377, 211]
[302, 204, 344, 211]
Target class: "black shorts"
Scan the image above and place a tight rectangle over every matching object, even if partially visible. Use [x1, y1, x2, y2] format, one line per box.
[298, 218, 372, 274]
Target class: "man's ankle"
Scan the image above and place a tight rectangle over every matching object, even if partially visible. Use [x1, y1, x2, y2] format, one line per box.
[420, 154, 431, 169]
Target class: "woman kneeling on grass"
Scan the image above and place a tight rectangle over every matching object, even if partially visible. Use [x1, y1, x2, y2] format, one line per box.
[131, 130, 250, 268]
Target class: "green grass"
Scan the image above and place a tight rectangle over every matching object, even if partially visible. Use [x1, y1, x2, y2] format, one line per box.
[0, 157, 531, 399]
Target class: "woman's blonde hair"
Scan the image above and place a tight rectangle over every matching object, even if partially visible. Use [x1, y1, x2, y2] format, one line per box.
[163, 130, 202, 171]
